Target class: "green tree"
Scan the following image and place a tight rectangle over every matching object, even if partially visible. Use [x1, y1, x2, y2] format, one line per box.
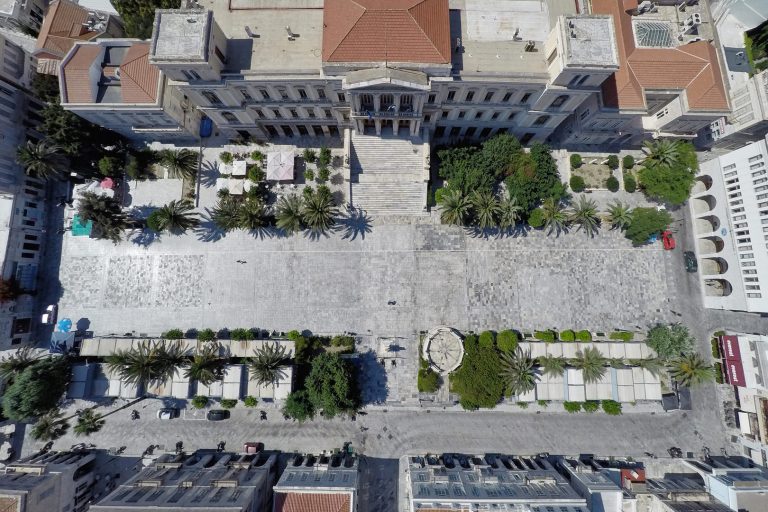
[607, 155, 620, 170]
[230, 328, 253, 341]
[16, 140, 68, 181]
[622, 155, 635, 169]
[642, 139, 680, 168]
[624, 175, 637, 193]
[184, 344, 225, 386]
[302, 187, 337, 233]
[275, 194, 304, 235]
[605, 175, 620, 192]
[105, 340, 185, 388]
[74, 409, 105, 436]
[668, 353, 715, 387]
[537, 355, 566, 377]
[159, 148, 198, 180]
[478, 331, 495, 348]
[30, 410, 68, 441]
[572, 347, 606, 383]
[471, 190, 500, 229]
[283, 390, 315, 421]
[569, 195, 600, 237]
[210, 196, 241, 232]
[437, 146, 493, 195]
[451, 344, 504, 410]
[305, 353, 358, 417]
[418, 366, 440, 393]
[238, 198, 267, 230]
[629, 357, 665, 378]
[248, 342, 289, 386]
[499, 348, 538, 397]
[477, 133, 524, 180]
[2, 358, 70, 421]
[439, 188, 471, 226]
[606, 201, 632, 230]
[113, 0, 182, 39]
[570, 153, 582, 168]
[527, 208, 545, 228]
[0, 346, 43, 382]
[302, 148, 317, 163]
[147, 200, 199, 234]
[496, 330, 519, 352]
[77, 191, 129, 243]
[646, 324, 696, 358]
[541, 197, 568, 235]
[638, 141, 698, 205]
[570, 175, 586, 193]
[499, 195, 522, 229]
[624, 207, 672, 245]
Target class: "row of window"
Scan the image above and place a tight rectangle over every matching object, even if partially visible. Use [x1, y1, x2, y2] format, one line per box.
[201, 87, 344, 106]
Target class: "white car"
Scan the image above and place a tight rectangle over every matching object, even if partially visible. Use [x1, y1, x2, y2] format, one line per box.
[156, 408, 179, 420]
[41, 305, 57, 325]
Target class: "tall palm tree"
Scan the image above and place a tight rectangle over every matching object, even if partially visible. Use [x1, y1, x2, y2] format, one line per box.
[499, 348, 538, 396]
[106, 340, 183, 388]
[572, 347, 607, 384]
[237, 198, 266, 230]
[606, 201, 632, 230]
[541, 197, 568, 235]
[275, 194, 304, 234]
[537, 355, 566, 377]
[248, 342, 289, 386]
[642, 139, 680, 168]
[439, 188, 471, 226]
[77, 191, 129, 244]
[607, 358, 625, 369]
[569, 195, 600, 237]
[499, 194, 522, 229]
[302, 188, 337, 233]
[0, 346, 43, 381]
[16, 140, 68, 181]
[210, 196, 241, 231]
[73, 409, 105, 437]
[471, 190, 500, 229]
[629, 357, 665, 378]
[184, 343, 225, 386]
[668, 353, 715, 387]
[149, 200, 199, 234]
[159, 148, 199, 180]
[30, 410, 68, 441]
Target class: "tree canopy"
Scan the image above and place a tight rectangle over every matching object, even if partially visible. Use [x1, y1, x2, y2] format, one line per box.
[113, 0, 181, 38]
[304, 353, 358, 418]
[2, 358, 70, 421]
[624, 207, 672, 246]
[638, 141, 698, 205]
[450, 340, 504, 410]
[646, 324, 696, 359]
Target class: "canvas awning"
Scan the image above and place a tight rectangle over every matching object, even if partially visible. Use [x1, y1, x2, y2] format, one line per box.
[232, 160, 247, 177]
[266, 151, 294, 181]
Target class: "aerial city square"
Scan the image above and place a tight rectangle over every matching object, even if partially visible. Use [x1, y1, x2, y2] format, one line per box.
[0, 0, 766, 510]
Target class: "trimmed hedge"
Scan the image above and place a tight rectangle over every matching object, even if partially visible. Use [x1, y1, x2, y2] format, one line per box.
[623, 175, 637, 193]
[418, 368, 440, 393]
[606, 175, 620, 192]
[602, 400, 622, 415]
[197, 328, 216, 342]
[570, 154, 582, 168]
[711, 338, 721, 359]
[714, 362, 724, 384]
[163, 329, 184, 340]
[575, 330, 592, 342]
[243, 396, 259, 407]
[534, 330, 557, 343]
[463, 334, 478, 350]
[220, 399, 237, 409]
[559, 330, 575, 342]
[622, 154, 634, 169]
[497, 330, 519, 352]
[607, 155, 619, 170]
[528, 208, 545, 228]
[563, 401, 582, 413]
[583, 401, 600, 413]
[570, 175, 586, 193]
[609, 331, 634, 342]
[478, 331, 495, 349]
[191, 396, 208, 409]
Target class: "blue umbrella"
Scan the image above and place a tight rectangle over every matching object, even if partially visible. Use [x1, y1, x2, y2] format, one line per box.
[58, 318, 73, 333]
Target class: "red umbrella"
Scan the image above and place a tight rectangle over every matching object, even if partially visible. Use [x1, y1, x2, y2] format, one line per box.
[100, 177, 114, 189]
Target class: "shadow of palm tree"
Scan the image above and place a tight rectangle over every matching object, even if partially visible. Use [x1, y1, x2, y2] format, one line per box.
[129, 229, 161, 247]
[194, 210, 227, 242]
[200, 160, 221, 188]
[248, 226, 277, 240]
[338, 206, 373, 241]
[303, 226, 334, 241]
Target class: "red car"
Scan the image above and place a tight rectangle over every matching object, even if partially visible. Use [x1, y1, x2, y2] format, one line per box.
[662, 230, 676, 250]
[243, 442, 263, 454]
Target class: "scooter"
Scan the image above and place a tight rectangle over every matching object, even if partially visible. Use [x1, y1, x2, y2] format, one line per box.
[130, 410, 139, 420]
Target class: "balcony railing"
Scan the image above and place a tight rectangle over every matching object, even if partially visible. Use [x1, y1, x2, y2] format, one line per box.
[351, 109, 419, 119]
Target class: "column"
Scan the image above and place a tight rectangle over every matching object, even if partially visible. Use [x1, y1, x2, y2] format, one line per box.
[394, 94, 401, 112]
[374, 94, 381, 112]
[354, 94, 362, 112]
[393, 119, 400, 136]
[375, 119, 382, 135]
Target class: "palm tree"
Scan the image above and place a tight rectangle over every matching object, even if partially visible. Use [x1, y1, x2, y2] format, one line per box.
[73, 409, 105, 437]
[471, 190, 500, 229]
[148, 200, 199, 234]
[248, 342, 289, 386]
[210, 197, 241, 231]
[572, 347, 607, 384]
[0, 346, 43, 381]
[499, 194, 522, 229]
[607, 358, 625, 369]
[184, 343, 225, 386]
[642, 139, 680, 168]
[77, 191, 129, 244]
[237, 198, 266, 230]
[16, 140, 67, 181]
[499, 348, 538, 396]
[668, 353, 715, 387]
[30, 410, 68, 441]
[569, 195, 600, 237]
[541, 197, 568, 235]
[537, 355, 566, 377]
[106, 340, 184, 388]
[159, 148, 199, 180]
[606, 201, 632, 230]
[302, 188, 337, 233]
[629, 357, 665, 378]
[439, 188, 471, 226]
[275, 194, 304, 234]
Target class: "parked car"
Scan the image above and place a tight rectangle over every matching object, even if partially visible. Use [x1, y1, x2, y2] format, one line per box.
[243, 442, 263, 454]
[41, 304, 57, 325]
[156, 408, 180, 420]
[661, 230, 675, 250]
[206, 410, 230, 421]
[684, 251, 698, 272]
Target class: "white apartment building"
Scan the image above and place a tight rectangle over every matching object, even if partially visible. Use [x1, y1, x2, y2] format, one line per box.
[0, 0, 47, 32]
[689, 136, 768, 313]
[274, 453, 358, 512]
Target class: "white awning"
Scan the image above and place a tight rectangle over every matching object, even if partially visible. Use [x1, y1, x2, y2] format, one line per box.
[266, 151, 294, 181]
[739, 411, 753, 435]
[232, 160, 247, 177]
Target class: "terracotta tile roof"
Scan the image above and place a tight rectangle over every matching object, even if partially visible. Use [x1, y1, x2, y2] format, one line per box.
[274, 491, 352, 512]
[35, 0, 103, 59]
[61, 44, 101, 103]
[592, 0, 728, 112]
[322, 0, 451, 64]
[119, 43, 159, 104]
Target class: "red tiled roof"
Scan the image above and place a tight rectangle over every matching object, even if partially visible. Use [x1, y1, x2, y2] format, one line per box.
[35, 0, 103, 59]
[61, 44, 100, 103]
[120, 43, 159, 104]
[592, 0, 729, 112]
[322, 0, 451, 64]
[274, 492, 351, 512]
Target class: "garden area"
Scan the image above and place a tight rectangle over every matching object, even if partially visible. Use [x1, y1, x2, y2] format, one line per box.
[568, 154, 620, 192]
[746, 20, 768, 75]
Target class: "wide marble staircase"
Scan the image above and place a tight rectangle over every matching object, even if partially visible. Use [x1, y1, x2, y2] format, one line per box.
[350, 131, 428, 217]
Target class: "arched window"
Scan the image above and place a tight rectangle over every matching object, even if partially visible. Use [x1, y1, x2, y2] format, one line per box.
[221, 111, 238, 123]
[534, 115, 550, 126]
[202, 90, 222, 105]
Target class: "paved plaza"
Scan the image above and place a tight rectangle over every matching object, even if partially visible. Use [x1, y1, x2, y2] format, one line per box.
[55, 224, 677, 337]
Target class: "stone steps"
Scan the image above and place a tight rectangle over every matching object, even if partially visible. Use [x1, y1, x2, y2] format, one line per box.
[351, 181, 427, 217]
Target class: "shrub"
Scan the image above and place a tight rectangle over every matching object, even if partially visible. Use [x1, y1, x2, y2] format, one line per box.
[305, 353, 359, 417]
[609, 331, 634, 342]
[625, 207, 673, 246]
[163, 329, 184, 340]
[2, 358, 70, 421]
[607, 155, 619, 170]
[570, 154, 582, 169]
[570, 175, 586, 193]
[283, 390, 314, 422]
[622, 155, 634, 169]
[243, 396, 259, 408]
[220, 151, 233, 165]
[583, 401, 600, 413]
[247, 164, 265, 182]
[251, 150, 264, 161]
[517, 401, 529, 409]
[497, 330, 519, 352]
[623, 174, 637, 193]
[576, 330, 592, 342]
[191, 396, 208, 409]
[606, 175, 620, 192]
[559, 330, 575, 342]
[563, 401, 582, 413]
[711, 338, 721, 359]
[528, 208, 545, 228]
[197, 328, 216, 342]
[646, 324, 695, 358]
[714, 362, 724, 384]
[537, 400, 549, 408]
[434, 187, 446, 205]
[317, 167, 331, 183]
[602, 400, 622, 415]
[534, 330, 556, 343]
[713, 330, 726, 337]
[304, 169, 315, 182]
[478, 331, 495, 349]
[451, 343, 504, 410]
[418, 368, 440, 393]
[318, 147, 332, 167]
[331, 335, 355, 353]
[463, 334, 478, 350]
[220, 399, 237, 409]
[231, 328, 253, 341]
[302, 148, 317, 163]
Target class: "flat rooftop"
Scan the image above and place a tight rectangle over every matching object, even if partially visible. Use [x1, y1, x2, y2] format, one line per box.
[151, 10, 210, 62]
[198, 0, 323, 75]
[564, 16, 619, 68]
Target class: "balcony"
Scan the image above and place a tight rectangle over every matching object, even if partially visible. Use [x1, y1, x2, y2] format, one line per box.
[351, 109, 420, 119]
